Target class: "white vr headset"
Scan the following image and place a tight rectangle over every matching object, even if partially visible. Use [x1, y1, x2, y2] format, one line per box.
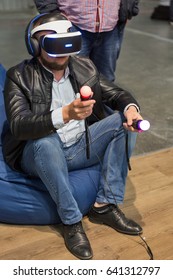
[31, 20, 82, 57]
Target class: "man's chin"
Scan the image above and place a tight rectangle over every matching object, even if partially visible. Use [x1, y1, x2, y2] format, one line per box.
[41, 57, 69, 71]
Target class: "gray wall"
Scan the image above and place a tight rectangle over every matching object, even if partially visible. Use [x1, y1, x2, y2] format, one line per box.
[160, 0, 170, 5]
[0, 0, 34, 11]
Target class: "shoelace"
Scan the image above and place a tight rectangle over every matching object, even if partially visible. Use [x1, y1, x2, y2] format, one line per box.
[111, 205, 125, 218]
[68, 223, 84, 237]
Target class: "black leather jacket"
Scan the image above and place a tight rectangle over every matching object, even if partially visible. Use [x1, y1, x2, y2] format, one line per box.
[3, 56, 139, 171]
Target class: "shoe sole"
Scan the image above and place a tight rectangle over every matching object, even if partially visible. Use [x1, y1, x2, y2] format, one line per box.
[88, 216, 143, 236]
[64, 242, 93, 260]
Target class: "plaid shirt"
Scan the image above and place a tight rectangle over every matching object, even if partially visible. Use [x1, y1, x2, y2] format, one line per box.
[57, 0, 121, 32]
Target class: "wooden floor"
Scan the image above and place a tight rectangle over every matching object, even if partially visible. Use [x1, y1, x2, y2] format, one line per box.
[0, 148, 173, 260]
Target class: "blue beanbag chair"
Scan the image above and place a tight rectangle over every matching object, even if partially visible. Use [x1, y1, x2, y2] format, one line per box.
[0, 64, 100, 225]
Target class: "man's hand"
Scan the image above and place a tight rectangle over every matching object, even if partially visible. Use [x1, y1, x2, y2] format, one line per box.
[62, 98, 96, 123]
[123, 105, 143, 132]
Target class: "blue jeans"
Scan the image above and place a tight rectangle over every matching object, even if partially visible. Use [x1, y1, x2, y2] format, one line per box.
[21, 112, 137, 225]
[73, 24, 125, 81]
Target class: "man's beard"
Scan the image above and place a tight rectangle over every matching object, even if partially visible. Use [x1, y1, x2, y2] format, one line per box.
[40, 56, 69, 71]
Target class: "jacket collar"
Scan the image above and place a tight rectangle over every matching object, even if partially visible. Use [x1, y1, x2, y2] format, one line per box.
[34, 58, 54, 82]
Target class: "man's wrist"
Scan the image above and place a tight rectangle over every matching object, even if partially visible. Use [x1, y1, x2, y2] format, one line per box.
[123, 103, 140, 114]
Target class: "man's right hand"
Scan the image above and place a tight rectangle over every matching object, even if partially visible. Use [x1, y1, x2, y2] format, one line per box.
[62, 98, 96, 123]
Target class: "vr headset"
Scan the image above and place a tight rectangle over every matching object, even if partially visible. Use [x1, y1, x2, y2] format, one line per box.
[29, 18, 82, 57]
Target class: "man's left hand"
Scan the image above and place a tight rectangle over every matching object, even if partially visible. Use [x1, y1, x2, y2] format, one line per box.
[123, 105, 143, 132]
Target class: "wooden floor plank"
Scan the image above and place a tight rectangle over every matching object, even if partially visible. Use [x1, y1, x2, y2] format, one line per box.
[0, 148, 173, 260]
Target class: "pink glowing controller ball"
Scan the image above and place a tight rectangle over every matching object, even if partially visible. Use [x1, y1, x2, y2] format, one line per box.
[80, 85, 92, 101]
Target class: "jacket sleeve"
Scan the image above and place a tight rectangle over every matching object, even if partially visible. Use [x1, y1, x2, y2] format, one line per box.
[4, 68, 55, 141]
[34, 0, 59, 13]
[119, 0, 140, 23]
[99, 74, 140, 113]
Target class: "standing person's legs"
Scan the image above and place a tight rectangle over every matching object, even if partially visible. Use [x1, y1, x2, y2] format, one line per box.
[90, 25, 125, 81]
[72, 25, 125, 81]
[71, 25, 95, 57]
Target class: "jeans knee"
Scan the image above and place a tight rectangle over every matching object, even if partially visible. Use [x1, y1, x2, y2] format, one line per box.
[33, 134, 63, 155]
[108, 111, 125, 131]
